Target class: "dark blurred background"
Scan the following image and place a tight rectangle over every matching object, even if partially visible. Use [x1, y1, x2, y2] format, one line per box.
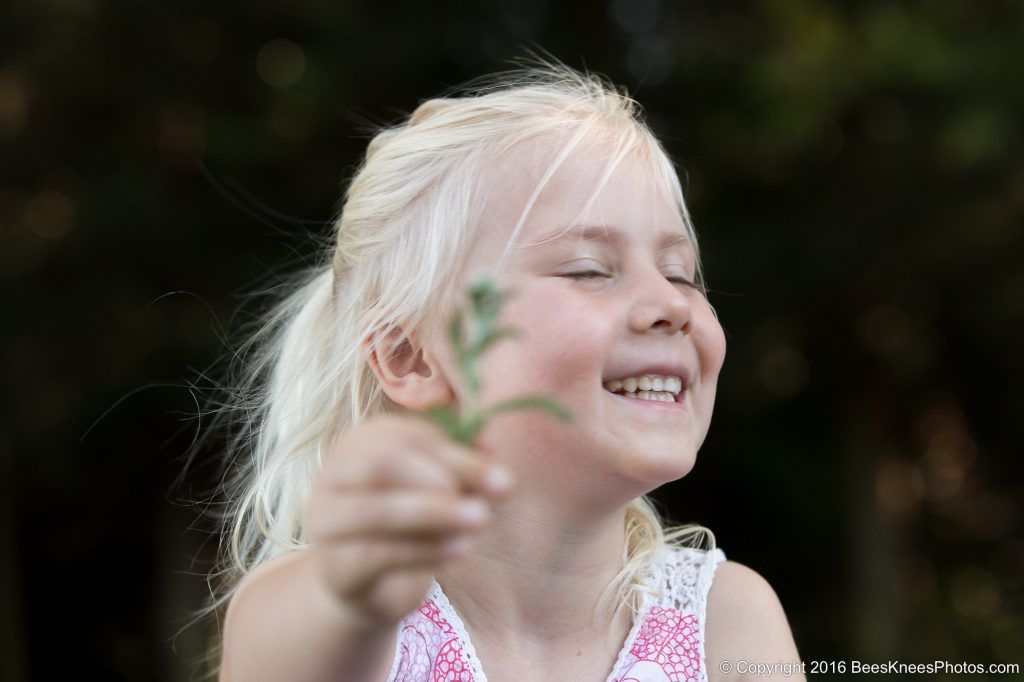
[3, 0, 1023, 680]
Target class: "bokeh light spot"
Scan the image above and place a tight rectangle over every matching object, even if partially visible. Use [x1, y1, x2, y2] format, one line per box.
[856, 304, 933, 377]
[0, 68, 31, 137]
[758, 345, 810, 397]
[23, 190, 75, 240]
[256, 39, 306, 88]
[875, 458, 921, 523]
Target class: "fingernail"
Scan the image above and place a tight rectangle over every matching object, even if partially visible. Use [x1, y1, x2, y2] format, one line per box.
[484, 466, 512, 493]
[457, 498, 489, 525]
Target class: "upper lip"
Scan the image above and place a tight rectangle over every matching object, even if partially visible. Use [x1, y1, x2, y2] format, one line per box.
[604, 363, 692, 390]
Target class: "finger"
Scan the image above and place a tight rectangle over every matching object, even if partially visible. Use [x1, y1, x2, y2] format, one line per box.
[324, 535, 471, 596]
[322, 416, 512, 495]
[324, 426, 457, 493]
[308, 490, 490, 542]
[405, 417, 513, 495]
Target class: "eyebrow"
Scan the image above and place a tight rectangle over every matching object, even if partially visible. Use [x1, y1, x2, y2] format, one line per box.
[533, 224, 693, 251]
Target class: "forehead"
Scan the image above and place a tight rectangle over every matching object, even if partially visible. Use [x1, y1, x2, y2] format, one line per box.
[474, 137, 688, 263]
[527, 223, 692, 252]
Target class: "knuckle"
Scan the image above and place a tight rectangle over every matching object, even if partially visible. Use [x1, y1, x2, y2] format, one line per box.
[376, 450, 414, 482]
[358, 538, 392, 571]
[341, 447, 408, 490]
[378, 497, 413, 530]
[355, 496, 391, 530]
[311, 494, 379, 541]
[413, 495, 456, 530]
[426, 496, 463, 529]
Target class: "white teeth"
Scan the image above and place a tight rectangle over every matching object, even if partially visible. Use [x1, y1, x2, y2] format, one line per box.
[602, 373, 685, 397]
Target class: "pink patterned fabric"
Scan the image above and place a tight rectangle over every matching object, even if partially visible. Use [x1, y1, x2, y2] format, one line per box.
[612, 607, 700, 682]
[386, 546, 725, 682]
[391, 600, 476, 682]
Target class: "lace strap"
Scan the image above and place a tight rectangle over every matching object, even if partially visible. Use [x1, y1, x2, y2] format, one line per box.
[652, 546, 720, 610]
[694, 548, 726, 682]
[427, 579, 489, 682]
[647, 546, 727, 682]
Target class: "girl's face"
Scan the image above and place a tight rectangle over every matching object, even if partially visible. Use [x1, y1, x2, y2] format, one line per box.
[436, 141, 726, 501]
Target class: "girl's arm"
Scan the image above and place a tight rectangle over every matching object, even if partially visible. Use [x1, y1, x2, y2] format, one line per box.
[705, 560, 806, 682]
[218, 414, 504, 682]
[219, 549, 397, 682]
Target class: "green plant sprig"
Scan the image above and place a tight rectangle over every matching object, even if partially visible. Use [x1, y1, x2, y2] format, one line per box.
[425, 278, 573, 446]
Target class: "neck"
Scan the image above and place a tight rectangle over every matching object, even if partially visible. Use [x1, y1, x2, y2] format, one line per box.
[436, 488, 634, 655]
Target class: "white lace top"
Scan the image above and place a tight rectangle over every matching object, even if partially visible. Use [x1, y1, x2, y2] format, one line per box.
[385, 545, 727, 682]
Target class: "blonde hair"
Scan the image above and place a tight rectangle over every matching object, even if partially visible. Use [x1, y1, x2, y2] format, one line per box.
[192, 57, 716, 674]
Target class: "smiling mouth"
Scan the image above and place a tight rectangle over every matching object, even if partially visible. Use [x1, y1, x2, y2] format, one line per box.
[602, 379, 683, 404]
[601, 374, 687, 403]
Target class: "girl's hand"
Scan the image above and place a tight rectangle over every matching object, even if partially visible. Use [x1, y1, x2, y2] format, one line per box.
[305, 414, 511, 628]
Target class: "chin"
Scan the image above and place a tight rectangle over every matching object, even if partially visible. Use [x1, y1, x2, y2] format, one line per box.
[621, 446, 698, 487]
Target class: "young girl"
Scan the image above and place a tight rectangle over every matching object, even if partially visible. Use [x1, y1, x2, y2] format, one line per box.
[210, 61, 803, 682]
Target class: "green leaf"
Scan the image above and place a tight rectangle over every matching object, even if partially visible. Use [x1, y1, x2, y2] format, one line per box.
[482, 395, 574, 423]
[469, 279, 503, 315]
[456, 411, 486, 445]
[430, 277, 571, 451]
[448, 308, 464, 351]
[468, 326, 520, 356]
[425, 405, 462, 441]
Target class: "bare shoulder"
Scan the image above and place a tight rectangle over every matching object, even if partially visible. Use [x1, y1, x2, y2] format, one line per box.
[704, 560, 805, 682]
[226, 551, 310, 617]
[222, 552, 310, 645]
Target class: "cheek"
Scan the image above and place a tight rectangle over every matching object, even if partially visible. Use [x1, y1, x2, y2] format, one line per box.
[694, 303, 726, 376]
[478, 287, 612, 395]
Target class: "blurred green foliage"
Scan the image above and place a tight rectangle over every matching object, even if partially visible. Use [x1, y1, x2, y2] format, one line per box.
[427, 278, 574, 446]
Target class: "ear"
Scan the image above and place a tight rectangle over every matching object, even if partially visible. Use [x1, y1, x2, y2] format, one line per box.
[364, 325, 455, 411]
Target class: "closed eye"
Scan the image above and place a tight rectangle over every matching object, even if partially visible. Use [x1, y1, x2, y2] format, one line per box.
[564, 270, 704, 291]
[564, 270, 612, 279]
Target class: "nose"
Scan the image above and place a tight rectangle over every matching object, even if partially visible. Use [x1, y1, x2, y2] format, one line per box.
[627, 269, 693, 335]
